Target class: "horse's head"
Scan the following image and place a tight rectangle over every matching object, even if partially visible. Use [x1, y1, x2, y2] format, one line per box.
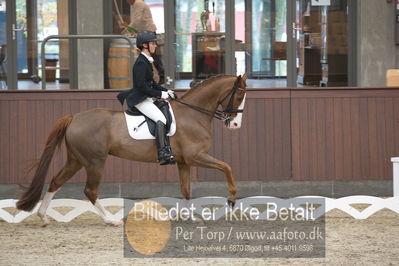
[219, 73, 248, 129]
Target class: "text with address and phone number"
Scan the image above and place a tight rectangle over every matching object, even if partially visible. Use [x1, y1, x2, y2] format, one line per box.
[123, 197, 325, 258]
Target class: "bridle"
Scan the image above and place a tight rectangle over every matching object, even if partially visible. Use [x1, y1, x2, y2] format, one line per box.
[171, 84, 246, 122]
[217, 84, 245, 114]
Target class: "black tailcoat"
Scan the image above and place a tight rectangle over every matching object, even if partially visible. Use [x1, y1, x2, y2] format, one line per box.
[117, 53, 167, 107]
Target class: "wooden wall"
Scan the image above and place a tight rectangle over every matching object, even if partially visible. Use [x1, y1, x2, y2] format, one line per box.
[291, 89, 399, 181]
[0, 88, 398, 184]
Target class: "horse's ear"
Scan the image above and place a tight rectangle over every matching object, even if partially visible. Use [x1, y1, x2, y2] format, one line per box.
[242, 73, 248, 81]
[235, 75, 242, 85]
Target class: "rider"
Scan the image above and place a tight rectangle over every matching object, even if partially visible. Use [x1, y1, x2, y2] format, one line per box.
[117, 30, 176, 165]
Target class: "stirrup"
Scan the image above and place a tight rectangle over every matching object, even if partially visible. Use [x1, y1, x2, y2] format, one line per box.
[159, 157, 176, 166]
[158, 154, 175, 165]
[158, 146, 175, 165]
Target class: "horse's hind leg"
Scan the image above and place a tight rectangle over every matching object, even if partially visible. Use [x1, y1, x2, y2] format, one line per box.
[84, 162, 122, 226]
[38, 154, 82, 226]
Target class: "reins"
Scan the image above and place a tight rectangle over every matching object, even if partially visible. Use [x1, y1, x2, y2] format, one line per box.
[171, 85, 245, 121]
[172, 98, 229, 121]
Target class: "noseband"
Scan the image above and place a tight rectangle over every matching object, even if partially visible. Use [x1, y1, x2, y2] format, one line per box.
[172, 85, 246, 122]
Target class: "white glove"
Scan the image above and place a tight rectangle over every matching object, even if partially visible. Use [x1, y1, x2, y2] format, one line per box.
[167, 90, 177, 99]
[160, 91, 169, 99]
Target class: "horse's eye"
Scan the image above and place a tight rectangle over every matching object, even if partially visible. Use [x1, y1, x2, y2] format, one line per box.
[237, 97, 242, 101]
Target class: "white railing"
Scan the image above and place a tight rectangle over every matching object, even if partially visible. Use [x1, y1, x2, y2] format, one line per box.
[0, 196, 398, 223]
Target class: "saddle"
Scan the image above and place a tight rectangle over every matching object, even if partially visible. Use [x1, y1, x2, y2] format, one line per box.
[125, 100, 173, 137]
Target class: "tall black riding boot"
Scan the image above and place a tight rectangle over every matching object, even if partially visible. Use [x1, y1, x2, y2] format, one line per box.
[155, 120, 175, 165]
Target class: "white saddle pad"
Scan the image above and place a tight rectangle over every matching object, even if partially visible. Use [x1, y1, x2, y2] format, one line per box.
[124, 102, 176, 140]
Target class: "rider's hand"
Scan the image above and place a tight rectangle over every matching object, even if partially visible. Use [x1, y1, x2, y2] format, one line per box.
[167, 90, 177, 99]
[161, 91, 169, 100]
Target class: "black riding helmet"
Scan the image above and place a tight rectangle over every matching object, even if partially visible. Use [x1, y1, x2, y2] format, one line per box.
[136, 30, 157, 50]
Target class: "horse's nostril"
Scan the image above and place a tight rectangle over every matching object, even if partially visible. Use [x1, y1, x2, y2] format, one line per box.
[234, 122, 238, 127]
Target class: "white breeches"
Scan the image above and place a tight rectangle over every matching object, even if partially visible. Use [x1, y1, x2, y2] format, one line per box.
[135, 98, 167, 125]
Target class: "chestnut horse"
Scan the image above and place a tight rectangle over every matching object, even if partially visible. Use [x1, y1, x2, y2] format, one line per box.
[16, 74, 248, 225]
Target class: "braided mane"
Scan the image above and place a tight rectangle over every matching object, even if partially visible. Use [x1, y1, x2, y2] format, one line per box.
[181, 75, 235, 99]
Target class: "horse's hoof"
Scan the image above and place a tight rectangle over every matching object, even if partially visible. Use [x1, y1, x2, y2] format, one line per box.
[114, 220, 123, 227]
[227, 199, 235, 208]
[38, 212, 50, 227]
[107, 220, 123, 227]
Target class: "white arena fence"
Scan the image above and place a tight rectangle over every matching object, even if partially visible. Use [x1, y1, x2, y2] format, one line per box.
[0, 196, 398, 223]
[1, 157, 398, 223]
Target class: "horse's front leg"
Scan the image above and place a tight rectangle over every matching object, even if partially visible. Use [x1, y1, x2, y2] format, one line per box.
[178, 163, 191, 200]
[192, 152, 237, 208]
[177, 163, 200, 221]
